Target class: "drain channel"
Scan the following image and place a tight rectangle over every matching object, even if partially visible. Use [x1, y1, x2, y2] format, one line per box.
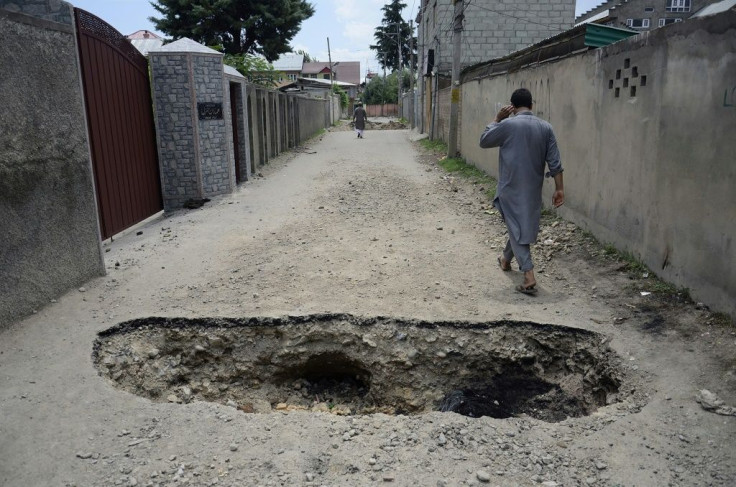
[94, 314, 626, 422]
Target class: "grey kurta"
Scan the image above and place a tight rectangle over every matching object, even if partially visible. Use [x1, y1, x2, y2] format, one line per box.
[479, 112, 562, 245]
[353, 107, 367, 130]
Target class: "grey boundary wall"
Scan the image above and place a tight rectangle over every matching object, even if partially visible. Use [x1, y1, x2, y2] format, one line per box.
[0, 2, 105, 327]
[0, 0, 71, 24]
[226, 71, 251, 183]
[150, 39, 335, 210]
[149, 43, 236, 211]
[0, 16, 335, 327]
[458, 12, 736, 317]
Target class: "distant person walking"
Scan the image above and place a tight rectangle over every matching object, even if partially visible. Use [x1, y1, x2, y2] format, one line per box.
[352, 103, 368, 138]
[479, 88, 564, 295]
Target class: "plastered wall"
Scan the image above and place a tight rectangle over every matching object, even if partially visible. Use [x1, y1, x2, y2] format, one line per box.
[460, 12, 736, 317]
[0, 6, 104, 327]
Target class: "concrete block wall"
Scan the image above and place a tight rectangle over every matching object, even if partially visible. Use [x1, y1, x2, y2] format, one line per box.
[296, 96, 330, 142]
[0, 5, 104, 327]
[459, 12, 736, 317]
[241, 87, 332, 173]
[418, 0, 575, 75]
[226, 76, 251, 183]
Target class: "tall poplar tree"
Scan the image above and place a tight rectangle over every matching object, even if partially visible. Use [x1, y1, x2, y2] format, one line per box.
[149, 0, 315, 61]
[370, 0, 416, 72]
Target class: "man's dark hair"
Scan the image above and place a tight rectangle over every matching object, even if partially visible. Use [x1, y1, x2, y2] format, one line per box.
[510, 88, 533, 109]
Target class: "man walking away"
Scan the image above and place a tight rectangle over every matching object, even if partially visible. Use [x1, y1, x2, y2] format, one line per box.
[479, 88, 564, 295]
[352, 103, 368, 138]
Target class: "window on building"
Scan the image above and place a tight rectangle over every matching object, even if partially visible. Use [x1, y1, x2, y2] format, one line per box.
[644, 7, 654, 12]
[288, 74, 297, 81]
[658, 17, 683, 26]
[626, 18, 651, 28]
[665, 0, 691, 12]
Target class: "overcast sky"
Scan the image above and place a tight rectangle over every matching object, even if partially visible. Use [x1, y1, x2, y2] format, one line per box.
[69, 0, 604, 79]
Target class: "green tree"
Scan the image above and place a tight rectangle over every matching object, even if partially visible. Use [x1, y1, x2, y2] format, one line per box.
[332, 84, 348, 109]
[223, 53, 281, 88]
[370, 0, 416, 72]
[150, 0, 315, 61]
[294, 49, 317, 63]
[363, 72, 404, 104]
[362, 70, 413, 105]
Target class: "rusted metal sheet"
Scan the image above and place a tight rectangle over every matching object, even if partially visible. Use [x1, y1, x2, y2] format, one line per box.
[75, 8, 162, 239]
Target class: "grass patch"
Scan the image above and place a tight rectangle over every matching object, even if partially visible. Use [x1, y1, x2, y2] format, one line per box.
[419, 138, 448, 153]
[598, 241, 693, 299]
[710, 312, 734, 328]
[418, 139, 497, 199]
[603, 244, 618, 256]
[619, 251, 648, 275]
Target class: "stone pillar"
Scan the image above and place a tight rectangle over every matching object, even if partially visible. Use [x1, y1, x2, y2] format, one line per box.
[149, 38, 235, 210]
[224, 65, 252, 183]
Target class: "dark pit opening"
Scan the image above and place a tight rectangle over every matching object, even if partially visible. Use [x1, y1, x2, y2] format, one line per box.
[277, 352, 371, 405]
[94, 315, 628, 422]
[440, 374, 585, 422]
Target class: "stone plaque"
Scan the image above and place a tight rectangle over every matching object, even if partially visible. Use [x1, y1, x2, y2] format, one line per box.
[197, 102, 223, 120]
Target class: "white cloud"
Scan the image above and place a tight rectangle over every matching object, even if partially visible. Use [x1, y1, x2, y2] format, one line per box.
[333, 0, 363, 21]
[332, 0, 385, 25]
[343, 21, 377, 44]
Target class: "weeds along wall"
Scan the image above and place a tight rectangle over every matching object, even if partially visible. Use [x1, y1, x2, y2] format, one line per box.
[0, 5, 105, 327]
[459, 11, 736, 317]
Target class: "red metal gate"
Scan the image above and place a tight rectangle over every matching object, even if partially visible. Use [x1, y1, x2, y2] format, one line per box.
[75, 8, 162, 239]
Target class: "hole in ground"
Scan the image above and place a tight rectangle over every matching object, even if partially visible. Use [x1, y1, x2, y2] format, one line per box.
[439, 374, 585, 422]
[276, 352, 372, 407]
[94, 314, 629, 422]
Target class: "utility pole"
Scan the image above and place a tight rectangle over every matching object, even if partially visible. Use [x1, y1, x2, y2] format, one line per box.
[409, 20, 415, 129]
[327, 37, 334, 86]
[382, 52, 387, 117]
[395, 23, 402, 119]
[447, 0, 464, 158]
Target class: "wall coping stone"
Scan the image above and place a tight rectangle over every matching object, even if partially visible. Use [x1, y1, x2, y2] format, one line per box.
[0, 6, 73, 32]
[149, 37, 223, 56]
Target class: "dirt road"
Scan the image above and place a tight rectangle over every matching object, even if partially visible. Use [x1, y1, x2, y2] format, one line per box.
[1, 125, 734, 486]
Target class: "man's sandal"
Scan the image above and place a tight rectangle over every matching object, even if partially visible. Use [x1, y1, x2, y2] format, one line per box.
[515, 283, 538, 295]
[497, 257, 511, 272]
